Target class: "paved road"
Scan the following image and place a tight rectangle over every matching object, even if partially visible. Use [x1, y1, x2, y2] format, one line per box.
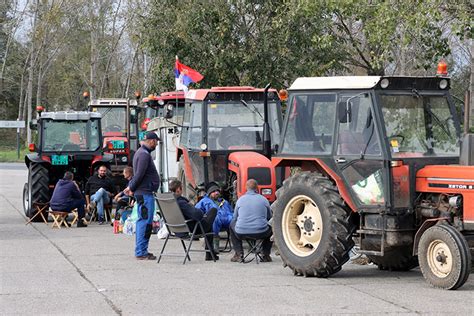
[0, 163, 473, 315]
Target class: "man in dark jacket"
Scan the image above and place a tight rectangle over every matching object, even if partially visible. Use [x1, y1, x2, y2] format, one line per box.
[50, 171, 87, 227]
[169, 179, 219, 261]
[124, 132, 161, 260]
[85, 165, 115, 224]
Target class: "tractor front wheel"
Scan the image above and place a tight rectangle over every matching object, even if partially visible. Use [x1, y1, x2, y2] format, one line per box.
[272, 172, 356, 277]
[418, 224, 471, 290]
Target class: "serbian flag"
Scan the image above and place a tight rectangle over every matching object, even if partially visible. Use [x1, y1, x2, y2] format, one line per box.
[175, 56, 204, 92]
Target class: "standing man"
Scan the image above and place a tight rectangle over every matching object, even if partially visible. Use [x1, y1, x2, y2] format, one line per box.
[230, 179, 273, 262]
[85, 165, 115, 224]
[124, 132, 160, 260]
[195, 182, 233, 253]
[50, 171, 88, 227]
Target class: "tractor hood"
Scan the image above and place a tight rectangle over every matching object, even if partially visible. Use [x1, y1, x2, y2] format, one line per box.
[416, 165, 474, 191]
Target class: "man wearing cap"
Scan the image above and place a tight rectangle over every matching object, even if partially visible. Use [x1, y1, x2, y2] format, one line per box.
[195, 182, 233, 253]
[124, 132, 161, 260]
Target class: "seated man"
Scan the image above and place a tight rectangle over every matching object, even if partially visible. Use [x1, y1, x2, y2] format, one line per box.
[85, 165, 115, 224]
[114, 166, 134, 212]
[50, 171, 87, 227]
[195, 182, 233, 253]
[169, 179, 219, 261]
[230, 179, 273, 262]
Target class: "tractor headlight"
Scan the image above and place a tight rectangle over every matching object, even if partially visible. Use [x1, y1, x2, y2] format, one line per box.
[380, 78, 390, 89]
[439, 79, 448, 89]
[261, 188, 272, 195]
[121, 156, 127, 163]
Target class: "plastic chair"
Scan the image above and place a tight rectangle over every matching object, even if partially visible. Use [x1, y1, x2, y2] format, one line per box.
[155, 192, 217, 264]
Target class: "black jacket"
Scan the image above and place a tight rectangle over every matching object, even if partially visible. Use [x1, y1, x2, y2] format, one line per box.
[177, 196, 204, 222]
[84, 174, 115, 196]
[129, 145, 160, 195]
[50, 179, 84, 210]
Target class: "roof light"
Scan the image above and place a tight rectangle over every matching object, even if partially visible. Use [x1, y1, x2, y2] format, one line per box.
[278, 89, 288, 101]
[36, 105, 45, 113]
[437, 60, 448, 76]
[380, 78, 390, 89]
[134, 91, 141, 99]
[83, 91, 90, 98]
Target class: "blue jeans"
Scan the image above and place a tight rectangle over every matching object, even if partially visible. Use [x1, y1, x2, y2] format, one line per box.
[135, 194, 155, 257]
[91, 188, 110, 220]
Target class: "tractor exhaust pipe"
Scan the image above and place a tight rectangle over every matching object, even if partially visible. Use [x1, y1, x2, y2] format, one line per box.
[263, 83, 271, 159]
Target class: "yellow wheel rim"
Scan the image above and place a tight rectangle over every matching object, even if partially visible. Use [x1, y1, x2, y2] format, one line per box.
[282, 195, 323, 257]
[426, 239, 453, 278]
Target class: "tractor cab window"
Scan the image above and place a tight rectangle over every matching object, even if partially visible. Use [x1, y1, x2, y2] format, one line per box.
[380, 93, 460, 157]
[180, 102, 202, 149]
[206, 101, 280, 150]
[337, 93, 381, 156]
[94, 107, 127, 136]
[280, 93, 336, 155]
[42, 120, 100, 152]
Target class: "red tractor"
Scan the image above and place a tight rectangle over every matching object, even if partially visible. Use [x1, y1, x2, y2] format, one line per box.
[88, 98, 141, 189]
[176, 86, 284, 203]
[270, 73, 473, 289]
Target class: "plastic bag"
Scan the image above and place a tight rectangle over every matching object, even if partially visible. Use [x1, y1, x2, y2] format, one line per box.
[130, 203, 139, 222]
[123, 217, 135, 236]
[157, 224, 169, 239]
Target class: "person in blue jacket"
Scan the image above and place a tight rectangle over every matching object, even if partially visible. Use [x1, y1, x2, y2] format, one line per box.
[124, 132, 161, 260]
[195, 182, 233, 252]
[50, 171, 87, 227]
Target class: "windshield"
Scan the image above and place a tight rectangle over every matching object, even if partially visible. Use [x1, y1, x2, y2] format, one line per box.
[207, 101, 280, 150]
[380, 93, 459, 157]
[280, 94, 337, 155]
[95, 107, 127, 135]
[42, 120, 100, 152]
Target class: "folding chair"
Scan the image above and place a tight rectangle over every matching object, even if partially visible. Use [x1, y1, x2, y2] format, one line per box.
[155, 192, 217, 264]
[242, 237, 265, 264]
[25, 202, 49, 225]
[218, 228, 232, 253]
[49, 210, 71, 229]
[88, 204, 112, 223]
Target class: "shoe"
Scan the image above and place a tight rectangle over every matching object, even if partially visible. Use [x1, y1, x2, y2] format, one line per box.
[205, 252, 219, 261]
[230, 252, 243, 262]
[261, 254, 272, 262]
[136, 253, 157, 260]
[77, 219, 88, 228]
[98, 217, 105, 225]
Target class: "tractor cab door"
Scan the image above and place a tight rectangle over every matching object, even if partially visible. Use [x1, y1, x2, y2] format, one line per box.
[334, 92, 388, 209]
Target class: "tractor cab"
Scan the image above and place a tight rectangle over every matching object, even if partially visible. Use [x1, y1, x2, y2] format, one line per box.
[142, 91, 186, 192]
[177, 86, 283, 202]
[278, 75, 462, 212]
[88, 98, 140, 177]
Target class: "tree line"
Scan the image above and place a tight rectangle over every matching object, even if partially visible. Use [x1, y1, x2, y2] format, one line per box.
[0, 0, 472, 141]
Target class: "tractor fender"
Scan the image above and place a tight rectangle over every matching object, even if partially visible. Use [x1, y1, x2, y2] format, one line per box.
[25, 153, 51, 168]
[177, 147, 197, 188]
[228, 151, 276, 202]
[413, 217, 449, 256]
[272, 157, 357, 212]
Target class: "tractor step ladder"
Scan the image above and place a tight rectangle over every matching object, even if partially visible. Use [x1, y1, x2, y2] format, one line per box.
[357, 212, 386, 256]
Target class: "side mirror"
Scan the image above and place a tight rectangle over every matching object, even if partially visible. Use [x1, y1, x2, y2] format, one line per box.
[130, 108, 138, 123]
[338, 102, 352, 123]
[165, 104, 174, 119]
[29, 120, 38, 130]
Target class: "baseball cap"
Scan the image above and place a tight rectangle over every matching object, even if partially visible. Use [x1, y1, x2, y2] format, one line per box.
[144, 132, 160, 141]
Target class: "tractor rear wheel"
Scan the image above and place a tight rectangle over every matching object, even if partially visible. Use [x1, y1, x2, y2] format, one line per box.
[418, 224, 471, 290]
[272, 172, 356, 277]
[368, 247, 418, 271]
[24, 163, 49, 219]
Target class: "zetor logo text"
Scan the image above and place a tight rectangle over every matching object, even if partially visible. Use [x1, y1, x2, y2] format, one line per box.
[448, 184, 473, 190]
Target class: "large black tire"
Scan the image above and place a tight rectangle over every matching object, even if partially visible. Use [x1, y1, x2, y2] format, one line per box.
[368, 247, 419, 271]
[272, 172, 356, 277]
[24, 163, 49, 219]
[418, 224, 471, 290]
